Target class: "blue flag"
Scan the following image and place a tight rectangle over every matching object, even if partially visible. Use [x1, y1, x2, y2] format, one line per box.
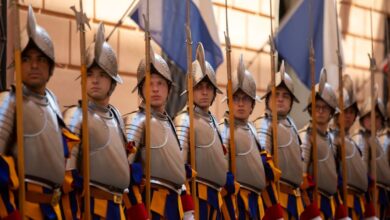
[131, 0, 223, 72]
[275, 0, 342, 88]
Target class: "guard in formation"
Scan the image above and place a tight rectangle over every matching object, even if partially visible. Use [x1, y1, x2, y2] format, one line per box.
[1, 4, 390, 220]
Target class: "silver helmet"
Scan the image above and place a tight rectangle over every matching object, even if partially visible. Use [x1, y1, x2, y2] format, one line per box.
[335, 74, 358, 114]
[192, 43, 222, 94]
[132, 47, 172, 93]
[358, 85, 386, 119]
[304, 68, 338, 112]
[261, 60, 299, 103]
[21, 5, 55, 71]
[230, 54, 260, 102]
[86, 23, 122, 84]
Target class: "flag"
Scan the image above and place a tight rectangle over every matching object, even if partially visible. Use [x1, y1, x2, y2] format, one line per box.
[130, 0, 223, 72]
[274, 0, 342, 88]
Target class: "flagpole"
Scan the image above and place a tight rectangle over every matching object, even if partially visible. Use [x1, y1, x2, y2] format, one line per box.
[224, 0, 236, 178]
[71, 1, 91, 219]
[368, 7, 377, 215]
[11, 0, 25, 217]
[268, 0, 279, 196]
[309, 0, 318, 206]
[143, 0, 152, 216]
[185, 1, 198, 219]
[334, 0, 347, 208]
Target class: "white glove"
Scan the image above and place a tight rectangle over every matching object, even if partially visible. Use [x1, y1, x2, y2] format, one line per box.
[183, 211, 194, 220]
[364, 217, 379, 220]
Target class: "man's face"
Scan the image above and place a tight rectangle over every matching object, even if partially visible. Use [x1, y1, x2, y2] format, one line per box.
[232, 90, 253, 121]
[315, 99, 333, 126]
[193, 80, 215, 111]
[362, 109, 383, 132]
[21, 47, 50, 95]
[268, 86, 292, 116]
[87, 65, 112, 103]
[344, 105, 357, 129]
[143, 73, 169, 110]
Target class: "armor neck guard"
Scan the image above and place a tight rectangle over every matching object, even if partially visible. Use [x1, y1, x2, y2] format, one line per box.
[223, 111, 249, 128]
[234, 119, 249, 128]
[264, 110, 294, 128]
[152, 110, 169, 121]
[265, 109, 289, 121]
[304, 122, 329, 137]
[139, 102, 169, 121]
[331, 126, 352, 137]
[23, 85, 49, 106]
[89, 101, 112, 119]
[194, 105, 212, 121]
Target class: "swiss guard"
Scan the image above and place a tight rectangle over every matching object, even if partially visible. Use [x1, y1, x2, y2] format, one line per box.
[63, 23, 130, 219]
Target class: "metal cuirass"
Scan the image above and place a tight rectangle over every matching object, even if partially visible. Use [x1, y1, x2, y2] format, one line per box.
[372, 137, 390, 186]
[124, 109, 186, 186]
[277, 118, 303, 186]
[353, 132, 390, 186]
[345, 136, 368, 191]
[254, 115, 303, 187]
[220, 118, 265, 191]
[330, 129, 368, 192]
[301, 127, 338, 195]
[193, 109, 228, 187]
[64, 103, 130, 190]
[10, 88, 65, 186]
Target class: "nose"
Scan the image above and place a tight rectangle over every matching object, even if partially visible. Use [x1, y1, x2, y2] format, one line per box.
[316, 107, 324, 113]
[90, 75, 99, 84]
[201, 86, 209, 94]
[30, 58, 39, 69]
[150, 83, 158, 93]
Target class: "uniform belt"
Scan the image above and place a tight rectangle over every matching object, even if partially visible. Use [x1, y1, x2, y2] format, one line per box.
[90, 187, 123, 204]
[376, 182, 390, 191]
[239, 183, 261, 195]
[196, 178, 222, 192]
[280, 178, 300, 188]
[279, 181, 301, 196]
[90, 180, 124, 194]
[26, 188, 62, 206]
[150, 178, 182, 194]
[318, 189, 333, 198]
[25, 175, 61, 190]
[347, 185, 365, 195]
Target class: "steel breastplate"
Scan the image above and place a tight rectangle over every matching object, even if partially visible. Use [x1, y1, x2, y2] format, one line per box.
[88, 111, 130, 190]
[235, 124, 266, 190]
[194, 114, 228, 187]
[373, 138, 390, 186]
[277, 120, 303, 186]
[17, 94, 65, 185]
[315, 134, 338, 195]
[140, 115, 186, 186]
[344, 137, 368, 191]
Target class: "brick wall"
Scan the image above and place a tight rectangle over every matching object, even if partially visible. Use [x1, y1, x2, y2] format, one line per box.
[8, 0, 390, 125]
